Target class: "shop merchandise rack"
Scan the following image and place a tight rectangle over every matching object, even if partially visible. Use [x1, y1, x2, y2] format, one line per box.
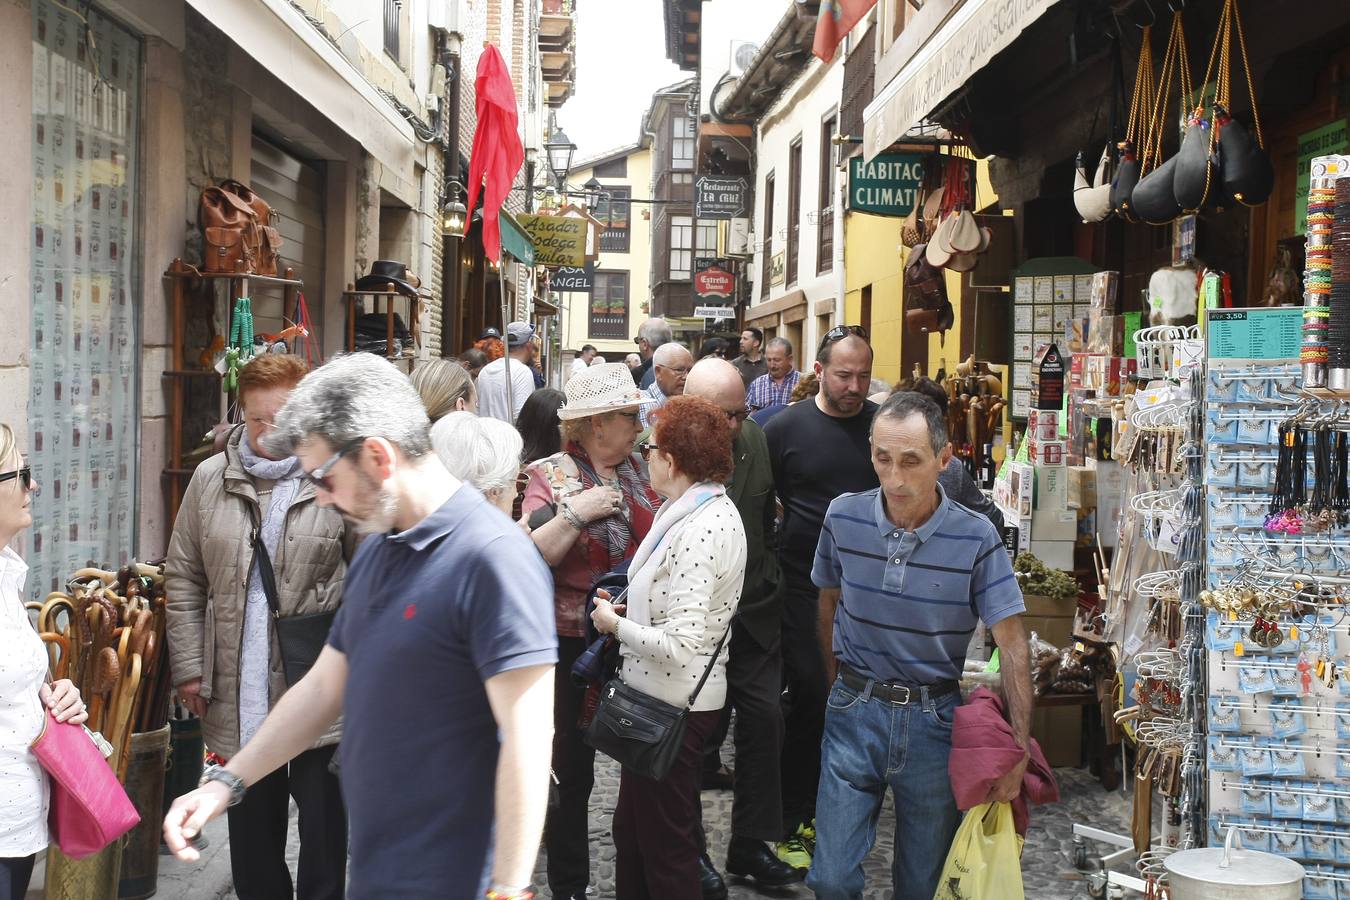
[1203, 359, 1350, 897]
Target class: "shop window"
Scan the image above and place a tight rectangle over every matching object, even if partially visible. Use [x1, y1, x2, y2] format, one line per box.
[818, 114, 836, 274]
[29, 0, 141, 596]
[670, 215, 693, 279]
[590, 271, 629, 339]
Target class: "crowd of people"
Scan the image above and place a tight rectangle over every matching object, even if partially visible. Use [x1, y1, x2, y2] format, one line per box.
[0, 316, 1032, 900]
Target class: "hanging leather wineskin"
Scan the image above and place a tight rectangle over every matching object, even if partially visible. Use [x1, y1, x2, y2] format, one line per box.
[1131, 154, 1183, 225]
[1112, 144, 1141, 222]
[1173, 115, 1215, 212]
[1218, 113, 1274, 206]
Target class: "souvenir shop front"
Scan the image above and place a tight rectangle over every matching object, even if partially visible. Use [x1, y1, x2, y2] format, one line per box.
[927, 0, 1350, 894]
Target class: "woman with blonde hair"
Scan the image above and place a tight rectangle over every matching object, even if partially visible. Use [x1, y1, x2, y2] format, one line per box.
[0, 423, 88, 899]
[411, 357, 477, 421]
[429, 412, 522, 515]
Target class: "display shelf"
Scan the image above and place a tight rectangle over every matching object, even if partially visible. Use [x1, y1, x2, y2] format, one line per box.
[342, 284, 421, 369]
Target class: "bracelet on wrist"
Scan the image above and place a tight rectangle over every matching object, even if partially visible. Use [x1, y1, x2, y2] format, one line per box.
[199, 764, 247, 807]
[560, 502, 585, 529]
[485, 887, 534, 900]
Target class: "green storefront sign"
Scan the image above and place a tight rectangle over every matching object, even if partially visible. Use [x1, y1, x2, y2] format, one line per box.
[847, 152, 925, 217]
[1296, 119, 1349, 236]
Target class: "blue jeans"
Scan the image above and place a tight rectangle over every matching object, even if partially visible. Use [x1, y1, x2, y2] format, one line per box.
[806, 675, 963, 900]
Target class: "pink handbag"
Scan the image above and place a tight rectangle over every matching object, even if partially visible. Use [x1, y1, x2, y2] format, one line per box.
[29, 709, 140, 859]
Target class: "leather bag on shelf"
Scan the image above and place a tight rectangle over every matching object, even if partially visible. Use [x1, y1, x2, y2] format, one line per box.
[904, 244, 954, 337]
[198, 186, 258, 274]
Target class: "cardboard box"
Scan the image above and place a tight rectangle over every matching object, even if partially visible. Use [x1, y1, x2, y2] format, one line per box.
[1031, 705, 1083, 768]
[1028, 539, 1074, 570]
[1037, 440, 1065, 466]
[1023, 614, 1075, 648]
[1035, 463, 1068, 510]
[1022, 593, 1077, 617]
[1031, 507, 1077, 542]
[1009, 462, 1035, 517]
[1067, 466, 1096, 509]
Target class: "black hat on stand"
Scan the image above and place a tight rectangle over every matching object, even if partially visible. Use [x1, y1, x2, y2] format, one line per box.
[354, 260, 421, 297]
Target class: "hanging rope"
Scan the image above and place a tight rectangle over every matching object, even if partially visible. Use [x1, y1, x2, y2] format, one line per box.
[224, 296, 254, 393]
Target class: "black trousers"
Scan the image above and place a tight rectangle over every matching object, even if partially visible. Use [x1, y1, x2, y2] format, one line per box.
[0, 855, 35, 900]
[613, 710, 721, 900]
[700, 620, 785, 843]
[226, 744, 347, 900]
[779, 573, 828, 834]
[544, 636, 596, 895]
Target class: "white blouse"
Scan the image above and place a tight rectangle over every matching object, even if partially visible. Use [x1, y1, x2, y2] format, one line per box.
[0, 546, 49, 856]
[616, 494, 746, 712]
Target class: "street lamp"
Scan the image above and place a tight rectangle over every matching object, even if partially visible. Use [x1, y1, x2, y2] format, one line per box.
[545, 127, 576, 191]
[441, 179, 467, 238]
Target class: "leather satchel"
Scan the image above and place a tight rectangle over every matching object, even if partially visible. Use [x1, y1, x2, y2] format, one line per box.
[585, 618, 732, 781]
[198, 186, 258, 274]
[220, 180, 282, 276]
[252, 529, 337, 686]
[30, 710, 140, 859]
[904, 243, 954, 336]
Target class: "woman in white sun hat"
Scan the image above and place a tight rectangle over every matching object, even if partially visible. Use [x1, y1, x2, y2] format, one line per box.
[520, 362, 661, 900]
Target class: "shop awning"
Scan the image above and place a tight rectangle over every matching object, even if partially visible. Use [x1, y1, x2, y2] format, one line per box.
[499, 211, 537, 266]
[185, 0, 416, 175]
[862, 0, 1063, 162]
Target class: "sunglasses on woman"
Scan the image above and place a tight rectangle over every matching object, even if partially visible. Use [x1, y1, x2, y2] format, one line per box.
[637, 442, 659, 461]
[0, 466, 32, 491]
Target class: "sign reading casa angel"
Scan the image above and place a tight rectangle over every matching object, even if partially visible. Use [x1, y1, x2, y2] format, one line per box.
[516, 213, 586, 267]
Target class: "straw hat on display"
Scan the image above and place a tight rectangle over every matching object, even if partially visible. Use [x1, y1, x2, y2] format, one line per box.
[558, 363, 657, 421]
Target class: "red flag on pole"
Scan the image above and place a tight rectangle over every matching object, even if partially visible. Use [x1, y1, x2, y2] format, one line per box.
[465, 44, 524, 263]
[813, 0, 879, 63]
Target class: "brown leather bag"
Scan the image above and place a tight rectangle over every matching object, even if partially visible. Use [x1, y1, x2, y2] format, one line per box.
[198, 186, 257, 273]
[904, 243, 954, 336]
[219, 180, 282, 276]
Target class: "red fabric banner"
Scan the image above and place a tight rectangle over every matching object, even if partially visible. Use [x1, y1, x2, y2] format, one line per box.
[465, 44, 524, 263]
[813, 0, 879, 63]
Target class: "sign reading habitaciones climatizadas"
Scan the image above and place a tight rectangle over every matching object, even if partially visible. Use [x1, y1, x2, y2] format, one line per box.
[847, 152, 925, 217]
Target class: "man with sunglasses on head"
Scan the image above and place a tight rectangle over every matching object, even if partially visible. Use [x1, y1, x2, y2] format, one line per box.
[761, 325, 880, 874]
[164, 353, 557, 900]
[682, 359, 802, 890]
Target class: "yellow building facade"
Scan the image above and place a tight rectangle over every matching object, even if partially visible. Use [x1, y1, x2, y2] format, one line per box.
[558, 144, 654, 362]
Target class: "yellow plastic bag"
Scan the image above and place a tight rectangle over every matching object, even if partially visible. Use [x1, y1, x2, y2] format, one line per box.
[933, 801, 1025, 900]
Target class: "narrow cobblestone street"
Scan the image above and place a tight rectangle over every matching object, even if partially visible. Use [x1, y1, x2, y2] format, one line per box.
[28, 754, 1127, 899]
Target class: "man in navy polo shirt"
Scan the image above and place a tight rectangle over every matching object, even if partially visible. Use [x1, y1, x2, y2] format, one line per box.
[806, 391, 1032, 900]
[164, 353, 557, 900]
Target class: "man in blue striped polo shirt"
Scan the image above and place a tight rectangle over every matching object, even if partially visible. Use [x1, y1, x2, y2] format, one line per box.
[806, 392, 1032, 900]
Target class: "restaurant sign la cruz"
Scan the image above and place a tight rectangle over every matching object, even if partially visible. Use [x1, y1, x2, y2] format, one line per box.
[847, 152, 925, 217]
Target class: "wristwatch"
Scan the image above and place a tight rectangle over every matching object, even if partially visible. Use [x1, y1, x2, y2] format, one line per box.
[199, 764, 247, 807]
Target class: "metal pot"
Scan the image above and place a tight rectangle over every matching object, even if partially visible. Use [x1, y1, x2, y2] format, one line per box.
[1163, 828, 1304, 900]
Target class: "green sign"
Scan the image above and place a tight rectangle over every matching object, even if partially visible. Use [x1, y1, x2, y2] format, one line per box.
[1206, 307, 1302, 360]
[1296, 119, 1349, 236]
[1122, 311, 1142, 360]
[847, 153, 925, 217]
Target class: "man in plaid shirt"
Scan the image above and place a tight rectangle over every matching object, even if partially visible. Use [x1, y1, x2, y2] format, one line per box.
[746, 337, 800, 411]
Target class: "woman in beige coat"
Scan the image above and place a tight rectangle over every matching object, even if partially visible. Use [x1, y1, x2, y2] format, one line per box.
[165, 355, 347, 900]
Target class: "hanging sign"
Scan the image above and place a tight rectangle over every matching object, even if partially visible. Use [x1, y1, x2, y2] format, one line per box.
[551, 263, 594, 293]
[695, 306, 735, 320]
[847, 152, 925, 217]
[1295, 120, 1349, 236]
[693, 258, 736, 300]
[516, 213, 586, 266]
[695, 176, 748, 219]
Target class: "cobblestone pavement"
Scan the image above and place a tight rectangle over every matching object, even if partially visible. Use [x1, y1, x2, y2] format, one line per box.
[532, 756, 1131, 900]
[28, 752, 1130, 899]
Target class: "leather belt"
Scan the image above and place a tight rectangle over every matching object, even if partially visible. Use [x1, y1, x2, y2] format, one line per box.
[838, 664, 959, 705]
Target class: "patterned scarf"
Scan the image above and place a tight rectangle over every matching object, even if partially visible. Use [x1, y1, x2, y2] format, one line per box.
[566, 441, 659, 576]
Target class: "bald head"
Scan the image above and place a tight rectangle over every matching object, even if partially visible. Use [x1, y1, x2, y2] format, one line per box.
[686, 358, 748, 436]
[652, 342, 693, 398]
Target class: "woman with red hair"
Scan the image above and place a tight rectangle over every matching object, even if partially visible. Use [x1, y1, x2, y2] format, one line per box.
[590, 395, 747, 898]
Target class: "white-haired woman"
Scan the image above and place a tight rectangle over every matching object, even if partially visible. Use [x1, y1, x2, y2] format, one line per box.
[521, 363, 660, 900]
[0, 424, 87, 899]
[430, 412, 522, 515]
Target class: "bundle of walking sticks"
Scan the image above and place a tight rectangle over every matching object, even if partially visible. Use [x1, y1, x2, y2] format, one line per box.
[27, 562, 173, 778]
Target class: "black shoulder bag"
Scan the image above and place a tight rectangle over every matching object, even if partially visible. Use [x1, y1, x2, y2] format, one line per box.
[251, 531, 338, 686]
[584, 615, 732, 782]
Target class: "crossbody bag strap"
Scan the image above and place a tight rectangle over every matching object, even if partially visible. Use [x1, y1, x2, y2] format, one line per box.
[246, 502, 283, 620]
[683, 616, 735, 710]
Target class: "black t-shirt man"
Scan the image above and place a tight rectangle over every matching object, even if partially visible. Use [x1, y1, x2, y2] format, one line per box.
[764, 397, 879, 580]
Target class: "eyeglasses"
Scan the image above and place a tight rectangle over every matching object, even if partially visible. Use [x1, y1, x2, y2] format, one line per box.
[637, 441, 659, 461]
[303, 440, 365, 492]
[0, 466, 32, 492]
[655, 364, 691, 376]
[819, 325, 869, 353]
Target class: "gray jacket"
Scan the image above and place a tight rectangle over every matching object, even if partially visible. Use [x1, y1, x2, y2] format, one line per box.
[165, 426, 346, 758]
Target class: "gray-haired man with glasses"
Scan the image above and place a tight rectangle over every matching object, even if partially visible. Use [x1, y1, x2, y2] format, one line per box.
[164, 353, 557, 900]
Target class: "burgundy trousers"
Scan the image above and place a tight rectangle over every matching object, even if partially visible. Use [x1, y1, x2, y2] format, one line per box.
[612, 708, 721, 899]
